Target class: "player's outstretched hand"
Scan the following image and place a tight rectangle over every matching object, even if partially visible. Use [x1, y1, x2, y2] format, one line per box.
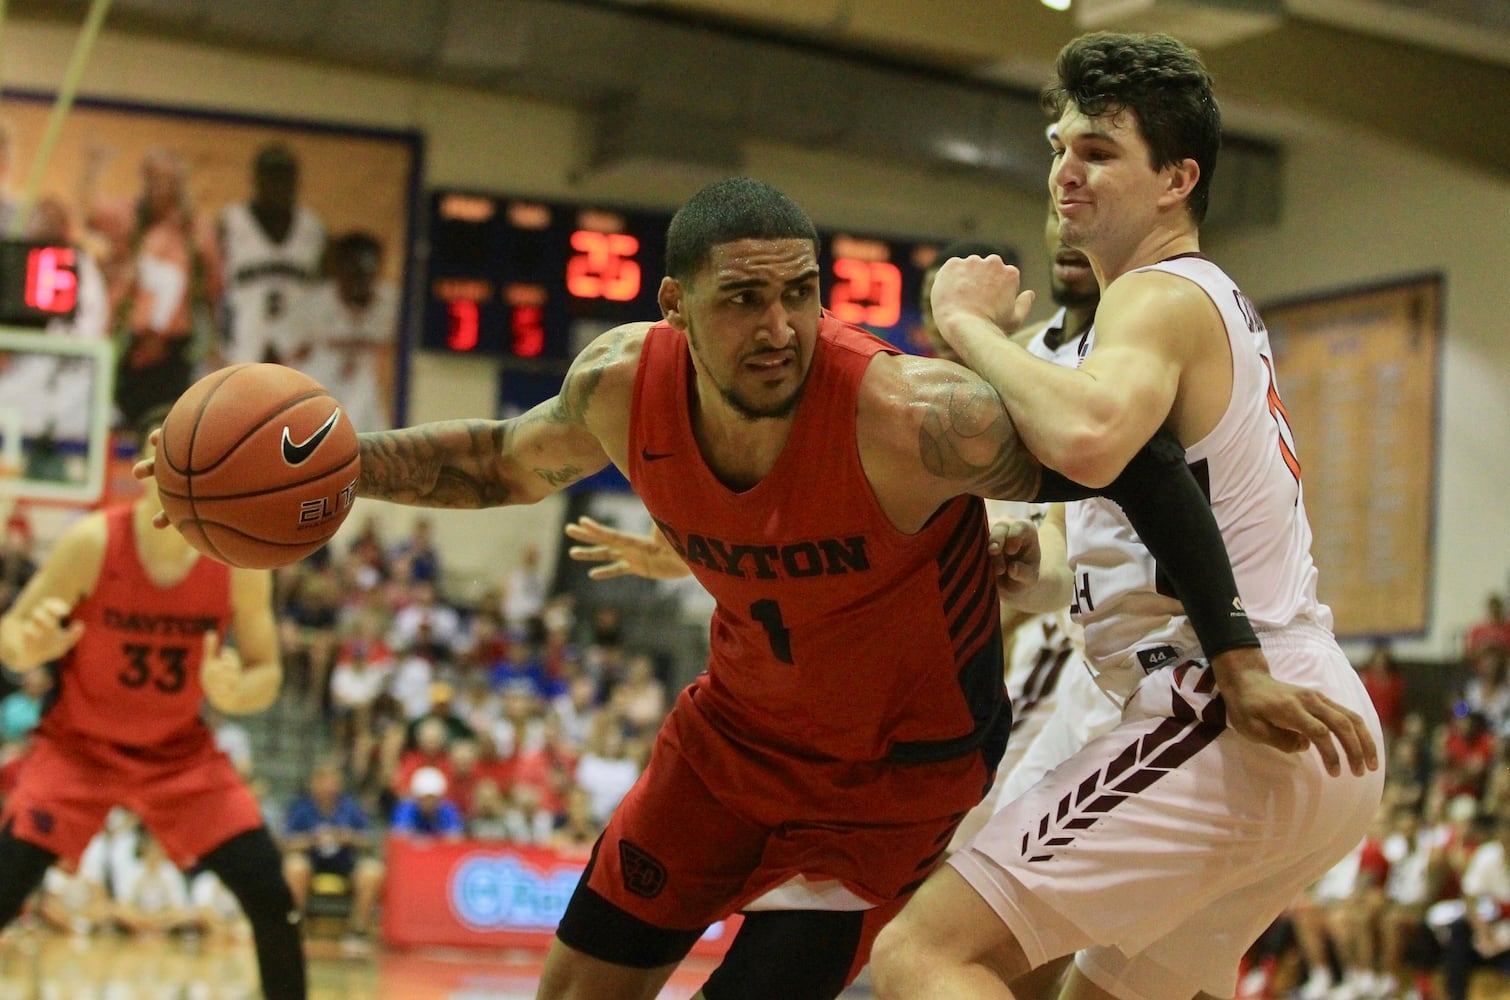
[1211, 646, 1379, 778]
[989, 518, 1042, 602]
[564, 516, 689, 581]
[4, 596, 84, 671]
[200, 630, 244, 708]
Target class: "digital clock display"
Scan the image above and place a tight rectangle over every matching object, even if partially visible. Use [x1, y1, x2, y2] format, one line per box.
[0, 241, 79, 326]
[421, 189, 947, 362]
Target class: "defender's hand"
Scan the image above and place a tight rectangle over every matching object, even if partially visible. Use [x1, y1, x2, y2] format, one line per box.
[989, 518, 1042, 602]
[930, 256, 1036, 349]
[1212, 646, 1379, 777]
[564, 516, 689, 581]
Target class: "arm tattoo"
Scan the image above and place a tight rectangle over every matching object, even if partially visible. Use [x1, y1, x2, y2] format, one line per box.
[918, 381, 1042, 500]
[357, 421, 513, 508]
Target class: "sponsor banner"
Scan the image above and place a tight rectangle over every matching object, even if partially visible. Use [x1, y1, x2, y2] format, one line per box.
[380, 836, 740, 955]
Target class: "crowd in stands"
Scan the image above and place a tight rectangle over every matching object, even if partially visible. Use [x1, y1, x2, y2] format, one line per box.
[1237, 591, 1510, 1000]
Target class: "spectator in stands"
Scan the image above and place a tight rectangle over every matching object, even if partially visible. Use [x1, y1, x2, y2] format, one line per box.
[574, 714, 643, 827]
[392, 715, 453, 802]
[551, 785, 599, 858]
[282, 760, 384, 948]
[551, 672, 604, 749]
[389, 580, 461, 655]
[1463, 645, 1510, 733]
[607, 652, 667, 737]
[36, 832, 110, 936]
[343, 517, 391, 591]
[0, 667, 51, 741]
[1439, 813, 1510, 1000]
[1291, 814, 1391, 999]
[502, 781, 557, 847]
[1467, 594, 1510, 657]
[389, 766, 464, 840]
[329, 628, 390, 772]
[388, 517, 441, 587]
[1437, 708, 1497, 804]
[466, 778, 513, 842]
[447, 738, 485, 818]
[113, 832, 195, 936]
[275, 560, 343, 708]
[502, 546, 548, 628]
[389, 630, 440, 722]
[487, 627, 549, 697]
[1379, 805, 1441, 999]
[1358, 643, 1408, 742]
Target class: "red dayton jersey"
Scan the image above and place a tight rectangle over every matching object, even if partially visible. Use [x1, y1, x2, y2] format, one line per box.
[628, 316, 1004, 810]
[41, 505, 230, 748]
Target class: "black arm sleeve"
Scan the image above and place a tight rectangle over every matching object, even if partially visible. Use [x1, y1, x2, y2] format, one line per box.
[1033, 431, 1260, 657]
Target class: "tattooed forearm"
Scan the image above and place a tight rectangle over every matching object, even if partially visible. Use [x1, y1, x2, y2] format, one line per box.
[357, 421, 514, 508]
[919, 381, 1042, 500]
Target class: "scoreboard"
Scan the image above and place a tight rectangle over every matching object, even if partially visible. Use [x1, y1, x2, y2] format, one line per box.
[420, 189, 948, 361]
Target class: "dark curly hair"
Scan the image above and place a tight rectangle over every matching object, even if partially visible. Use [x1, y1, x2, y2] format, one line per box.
[1041, 32, 1222, 224]
[665, 177, 819, 283]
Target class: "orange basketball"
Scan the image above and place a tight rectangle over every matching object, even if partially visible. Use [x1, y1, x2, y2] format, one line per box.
[153, 364, 360, 569]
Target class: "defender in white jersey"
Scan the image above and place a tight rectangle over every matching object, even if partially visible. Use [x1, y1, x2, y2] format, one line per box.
[219, 144, 326, 366]
[872, 33, 1381, 1000]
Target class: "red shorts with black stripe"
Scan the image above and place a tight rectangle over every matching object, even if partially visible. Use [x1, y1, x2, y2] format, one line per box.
[584, 696, 1000, 981]
[0, 727, 263, 868]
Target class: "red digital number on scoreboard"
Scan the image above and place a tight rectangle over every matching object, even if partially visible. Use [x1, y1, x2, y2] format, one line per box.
[566, 231, 641, 302]
[511, 305, 545, 358]
[446, 300, 479, 351]
[24, 246, 77, 314]
[829, 258, 902, 328]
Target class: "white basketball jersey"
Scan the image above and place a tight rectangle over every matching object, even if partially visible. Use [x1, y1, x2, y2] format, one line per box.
[221, 202, 325, 364]
[1047, 258, 1329, 697]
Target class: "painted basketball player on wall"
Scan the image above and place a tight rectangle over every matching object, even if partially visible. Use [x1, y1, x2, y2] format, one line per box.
[0, 92, 421, 436]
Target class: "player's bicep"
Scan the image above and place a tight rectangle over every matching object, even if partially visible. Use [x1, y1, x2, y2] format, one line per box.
[913, 367, 1041, 502]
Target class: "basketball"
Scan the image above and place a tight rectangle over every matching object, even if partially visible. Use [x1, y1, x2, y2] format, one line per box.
[153, 364, 360, 569]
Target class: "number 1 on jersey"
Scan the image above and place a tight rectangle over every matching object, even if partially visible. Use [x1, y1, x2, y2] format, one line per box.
[750, 599, 793, 664]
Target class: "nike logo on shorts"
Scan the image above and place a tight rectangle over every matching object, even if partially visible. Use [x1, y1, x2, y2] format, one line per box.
[642, 448, 674, 462]
[282, 409, 342, 466]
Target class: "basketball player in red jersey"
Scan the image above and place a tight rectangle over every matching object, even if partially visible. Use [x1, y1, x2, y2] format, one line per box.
[871, 33, 1384, 1000]
[348, 176, 1371, 999]
[0, 425, 305, 999]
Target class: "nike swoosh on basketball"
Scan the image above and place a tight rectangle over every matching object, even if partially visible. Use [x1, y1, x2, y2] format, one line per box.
[282, 409, 342, 466]
[641, 448, 674, 462]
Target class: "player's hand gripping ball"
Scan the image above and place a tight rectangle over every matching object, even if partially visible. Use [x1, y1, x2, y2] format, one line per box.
[153, 364, 360, 569]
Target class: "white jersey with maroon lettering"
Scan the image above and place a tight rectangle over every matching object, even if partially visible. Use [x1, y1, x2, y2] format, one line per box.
[220, 202, 325, 365]
[1057, 256, 1329, 698]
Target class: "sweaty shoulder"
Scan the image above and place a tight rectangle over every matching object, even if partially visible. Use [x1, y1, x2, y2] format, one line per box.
[857, 352, 1038, 533]
[1098, 268, 1222, 351]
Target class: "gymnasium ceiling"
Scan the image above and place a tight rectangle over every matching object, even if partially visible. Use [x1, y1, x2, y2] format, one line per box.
[10, 0, 1510, 224]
